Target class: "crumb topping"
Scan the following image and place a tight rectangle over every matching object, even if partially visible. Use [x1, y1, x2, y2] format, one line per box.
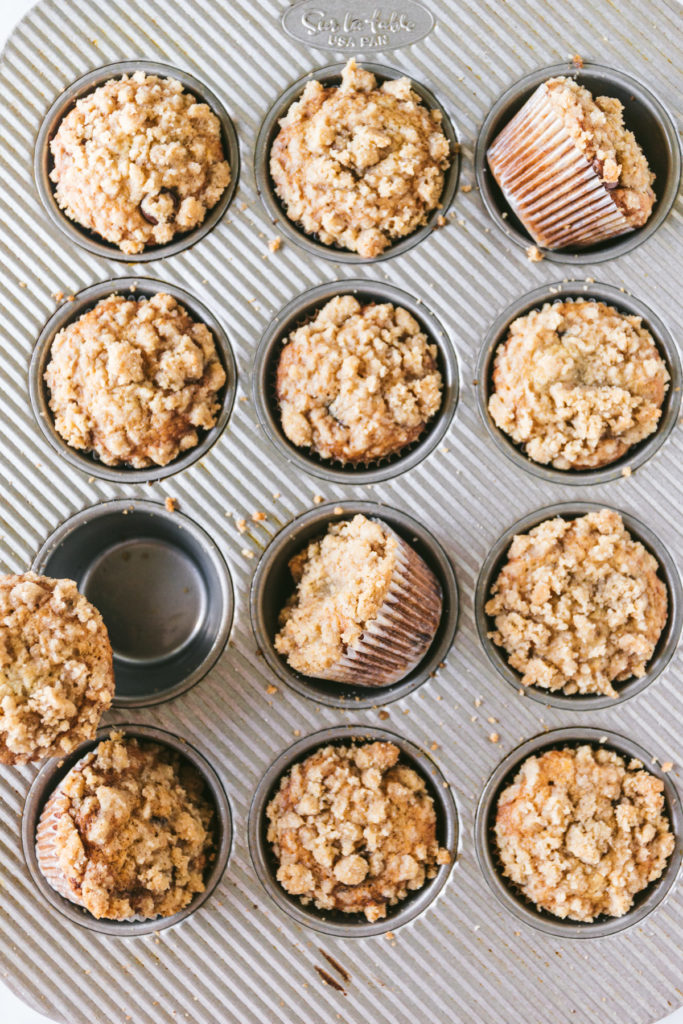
[276, 295, 443, 464]
[45, 292, 226, 468]
[267, 741, 450, 921]
[270, 59, 451, 257]
[544, 77, 655, 227]
[38, 733, 214, 920]
[488, 300, 669, 470]
[50, 72, 230, 254]
[495, 745, 674, 921]
[485, 509, 667, 696]
[0, 573, 113, 764]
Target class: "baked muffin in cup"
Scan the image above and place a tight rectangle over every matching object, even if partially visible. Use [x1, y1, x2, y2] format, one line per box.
[275, 514, 442, 687]
[487, 76, 655, 249]
[36, 731, 215, 921]
[0, 572, 114, 764]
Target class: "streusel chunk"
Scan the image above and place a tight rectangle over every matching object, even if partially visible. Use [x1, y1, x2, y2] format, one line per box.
[485, 509, 667, 696]
[495, 745, 674, 921]
[0, 572, 114, 764]
[277, 295, 442, 463]
[267, 741, 450, 921]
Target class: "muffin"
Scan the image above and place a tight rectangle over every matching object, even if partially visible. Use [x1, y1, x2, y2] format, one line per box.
[50, 72, 230, 254]
[485, 509, 667, 697]
[267, 740, 450, 921]
[276, 295, 443, 464]
[488, 300, 669, 469]
[0, 572, 114, 764]
[487, 76, 655, 249]
[270, 59, 451, 257]
[275, 514, 442, 686]
[36, 732, 215, 921]
[495, 745, 675, 921]
[45, 292, 226, 468]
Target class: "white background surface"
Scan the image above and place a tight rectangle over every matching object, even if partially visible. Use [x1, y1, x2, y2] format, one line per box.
[0, 0, 680, 1021]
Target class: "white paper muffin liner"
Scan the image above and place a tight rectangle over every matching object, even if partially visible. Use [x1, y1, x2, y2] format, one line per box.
[486, 83, 633, 249]
[316, 525, 443, 686]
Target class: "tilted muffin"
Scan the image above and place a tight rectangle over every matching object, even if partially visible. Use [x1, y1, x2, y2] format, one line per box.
[50, 72, 230, 254]
[270, 59, 451, 257]
[495, 745, 674, 921]
[276, 295, 443, 464]
[267, 740, 450, 921]
[485, 509, 667, 697]
[487, 76, 655, 249]
[0, 572, 114, 764]
[488, 300, 669, 469]
[45, 292, 226, 468]
[36, 732, 215, 921]
[275, 514, 442, 686]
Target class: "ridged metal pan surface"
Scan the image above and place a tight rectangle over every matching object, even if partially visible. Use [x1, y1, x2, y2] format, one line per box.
[0, 1, 681, 1023]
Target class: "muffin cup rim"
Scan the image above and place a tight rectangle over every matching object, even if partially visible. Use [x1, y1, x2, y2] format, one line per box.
[31, 497, 234, 708]
[33, 59, 241, 263]
[28, 275, 238, 483]
[474, 500, 683, 710]
[252, 278, 459, 483]
[253, 60, 461, 264]
[249, 500, 459, 708]
[473, 726, 683, 938]
[474, 280, 682, 485]
[473, 60, 682, 264]
[22, 721, 233, 937]
[247, 723, 458, 937]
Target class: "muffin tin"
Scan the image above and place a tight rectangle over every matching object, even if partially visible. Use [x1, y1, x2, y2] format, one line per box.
[1, 1, 682, 1023]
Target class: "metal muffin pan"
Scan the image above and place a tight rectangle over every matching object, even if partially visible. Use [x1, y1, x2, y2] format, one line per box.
[474, 727, 683, 938]
[250, 500, 459, 708]
[28, 276, 238, 483]
[34, 60, 241, 262]
[1, 0, 682, 1022]
[253, 278, 459, 483]
[475, 501, 683, 711]
[254, 60, 460, 263]
[474, 61, 681, 264]
[248, 724, 458, 937]
[474, 280, 682, 485]
[21, 723, 233, 936]
[32, 499, 234, 708]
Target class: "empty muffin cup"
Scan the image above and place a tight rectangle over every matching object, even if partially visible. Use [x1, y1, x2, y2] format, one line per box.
[248, 724, 458, 937]
[474, 727, 682, 937]
[29, 276, 237, 483]
[34, 60, 240, 261]
[474, 62, 680, 263]
[32, 499, 233, 707]
[250, 501, 458, 708]
[254, 61, 460, 263]
[475, 281, 681, 484]
[253, 279, 459, 483]
[22, 723, 232, 936]
[475, 502, 682, 711]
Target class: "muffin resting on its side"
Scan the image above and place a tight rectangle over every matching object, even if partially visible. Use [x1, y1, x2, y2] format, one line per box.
[276, 295, 443, 464]
[275, 514, 442, 687]
[495, 745, 674, 921]
[45, 293, 226, 468]
[488, 300, 669, 470]
[485, 509, 667, 697]
[50, 72, 230, 254]
[36, 732, 215, 921]
[267, 740, 450, 921]
[270, 59, 451, 257]
[0, 572, 114, 764]
[487, 76, 655, 249]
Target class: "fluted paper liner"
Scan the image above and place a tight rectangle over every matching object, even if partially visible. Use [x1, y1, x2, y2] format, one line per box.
[487, 84, 633, 249]
[317, 525, 443, 687]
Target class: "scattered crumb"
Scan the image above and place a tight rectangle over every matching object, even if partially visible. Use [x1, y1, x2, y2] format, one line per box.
[489, 732, 500, 743]
[621, 466, 632, 478]
[474, 697, 483, 707]
[252, 511, 267, 522]
[526, 245, 544, 262]
[268, 236, 282, 252]
[573, 53, 584, 68]
[502, 211, 509, 219]
[333, 506, 344, 515]
[430, 742, 439, 751]
[241, 548, 255, 559]
[266, 684, 278, 695]
[293, 729, 301, 736]
[52, 290, 65, 301]
[164, 497, 177, 513]
[436, 214, 447, 227]
[378, 710, 390, 720]
[88, 476, 95, 483]
[385, 932, 395, 940]
[239, 395, 249, 403]
[461, 184, 473, 193]
[487, 716, 497, 725]
[313, 494, 324, 505]
[19, 281, 27, 288]
[236, 518, 247, 533]
[661, 762, 673, 773]
[273, 492, 281, 500]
